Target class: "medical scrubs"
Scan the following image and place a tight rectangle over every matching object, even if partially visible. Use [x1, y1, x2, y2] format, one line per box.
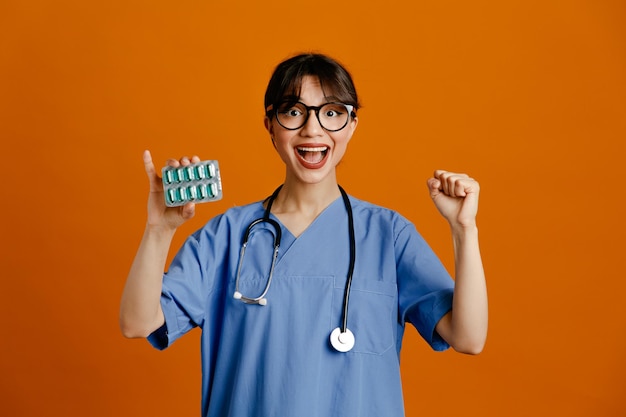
[148, 194, 454, 417]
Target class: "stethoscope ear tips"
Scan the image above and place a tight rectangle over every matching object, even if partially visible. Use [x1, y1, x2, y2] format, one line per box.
[330, 327, 355, 352]
[233, 291, 242, 300]
[258, 298, 267, 306]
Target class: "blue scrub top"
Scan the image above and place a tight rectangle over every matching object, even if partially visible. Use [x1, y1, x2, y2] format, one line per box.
[149, 194, 454, 417]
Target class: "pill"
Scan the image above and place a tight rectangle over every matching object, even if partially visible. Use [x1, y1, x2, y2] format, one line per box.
[167, 188, 178, 204]
[187, 185, 197, 200]
[179, 187, 188, 201]
[163, 170, 174, 185]
[208, 183, 218, 197]
[197, 184, 208, 199]
[196, 164, 206, 179]
[186, 166, 196, 181]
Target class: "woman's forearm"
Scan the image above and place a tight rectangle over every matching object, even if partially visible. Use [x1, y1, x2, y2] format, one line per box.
[119, 225, 175, 338]
[438, 225, 488, 354]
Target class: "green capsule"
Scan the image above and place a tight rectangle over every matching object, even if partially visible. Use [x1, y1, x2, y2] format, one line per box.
[167, 188, 178, 204]
[207, 163, 215, 179]
[208, 182, 218, 198]
[179, 186, 188, 201]
[187, 185, 197, 200]
[163, 169, 174, 185]
[196, 164, 206, 179]
[186, 165, 196, 181]
[197, 184, 207, 199]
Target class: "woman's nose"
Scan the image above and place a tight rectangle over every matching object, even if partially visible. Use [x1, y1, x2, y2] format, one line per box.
[300, 110, 324, 136]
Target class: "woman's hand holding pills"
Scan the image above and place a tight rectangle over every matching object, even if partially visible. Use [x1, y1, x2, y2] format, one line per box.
[143, 150, 199, 231]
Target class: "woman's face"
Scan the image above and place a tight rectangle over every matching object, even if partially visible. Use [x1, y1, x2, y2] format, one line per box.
[264, 75, 358, 186]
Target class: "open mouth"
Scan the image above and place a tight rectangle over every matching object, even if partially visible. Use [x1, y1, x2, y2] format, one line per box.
[296, 146, 329, 164]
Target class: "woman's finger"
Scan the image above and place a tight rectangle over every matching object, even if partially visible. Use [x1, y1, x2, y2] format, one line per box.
[452, 177, 468, 197]
[427, 178, 441, 198]
[143, 150, 163, 191]
[434, 170, 472, 198]
[143, 150, 155, 176]
[180, 202, 196, 220]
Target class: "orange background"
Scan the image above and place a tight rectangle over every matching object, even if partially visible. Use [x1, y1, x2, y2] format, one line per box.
[1, 1, 625, 416]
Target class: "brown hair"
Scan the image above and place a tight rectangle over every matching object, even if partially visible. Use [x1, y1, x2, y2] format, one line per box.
[264, 53, 360, 117]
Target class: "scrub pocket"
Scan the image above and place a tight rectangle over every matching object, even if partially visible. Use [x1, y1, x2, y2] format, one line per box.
[231, 274, 336, 355]
[332, 279, 397, 355]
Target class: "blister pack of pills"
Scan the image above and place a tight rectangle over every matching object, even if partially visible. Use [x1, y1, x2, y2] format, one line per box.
[161, 160, 223, 207]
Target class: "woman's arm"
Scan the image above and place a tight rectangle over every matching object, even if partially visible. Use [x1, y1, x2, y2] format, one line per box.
[428, 170, 488, 354]
[119, 150, 198, 338]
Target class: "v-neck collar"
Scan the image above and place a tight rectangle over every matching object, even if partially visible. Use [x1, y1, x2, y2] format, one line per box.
[266, 195, 344, 240]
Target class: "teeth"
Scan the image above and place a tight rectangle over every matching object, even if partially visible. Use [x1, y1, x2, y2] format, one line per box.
[297, 146, 328, 152]
[296, 146, 328, 164]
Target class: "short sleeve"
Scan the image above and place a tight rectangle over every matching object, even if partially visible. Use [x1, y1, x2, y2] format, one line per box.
[147, 219, 222, 350]
[147, 323, 168, 350]
[395, 221, 455, 351]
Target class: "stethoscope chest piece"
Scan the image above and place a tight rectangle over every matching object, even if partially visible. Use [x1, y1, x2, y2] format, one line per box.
[330, 327, 355, 352]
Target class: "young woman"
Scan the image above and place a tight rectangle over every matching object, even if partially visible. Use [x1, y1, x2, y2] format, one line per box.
[120, 53, 488, 417]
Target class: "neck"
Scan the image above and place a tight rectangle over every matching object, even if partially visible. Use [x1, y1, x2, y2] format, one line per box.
[269, 177, 341, 218]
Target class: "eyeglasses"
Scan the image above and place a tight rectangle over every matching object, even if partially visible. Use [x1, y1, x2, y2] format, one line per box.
[267, 101, 355, 132]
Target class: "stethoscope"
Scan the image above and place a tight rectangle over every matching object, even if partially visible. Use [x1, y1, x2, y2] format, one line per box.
[233, 184, 357, 353]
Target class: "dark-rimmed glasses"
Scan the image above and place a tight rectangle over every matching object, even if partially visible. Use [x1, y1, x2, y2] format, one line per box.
[267, 101, 355, 132]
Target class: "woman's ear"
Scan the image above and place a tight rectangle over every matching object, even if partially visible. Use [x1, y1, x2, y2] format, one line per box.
[346, 115, 358, 141]
[264, 116, 276, 148]
[264, 116, 272, 135]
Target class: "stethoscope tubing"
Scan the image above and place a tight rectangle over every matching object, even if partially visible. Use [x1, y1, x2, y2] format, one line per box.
[234, 218, 282, 304]
[338, 186, 355, 335]
[234, 184, 356, 351]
